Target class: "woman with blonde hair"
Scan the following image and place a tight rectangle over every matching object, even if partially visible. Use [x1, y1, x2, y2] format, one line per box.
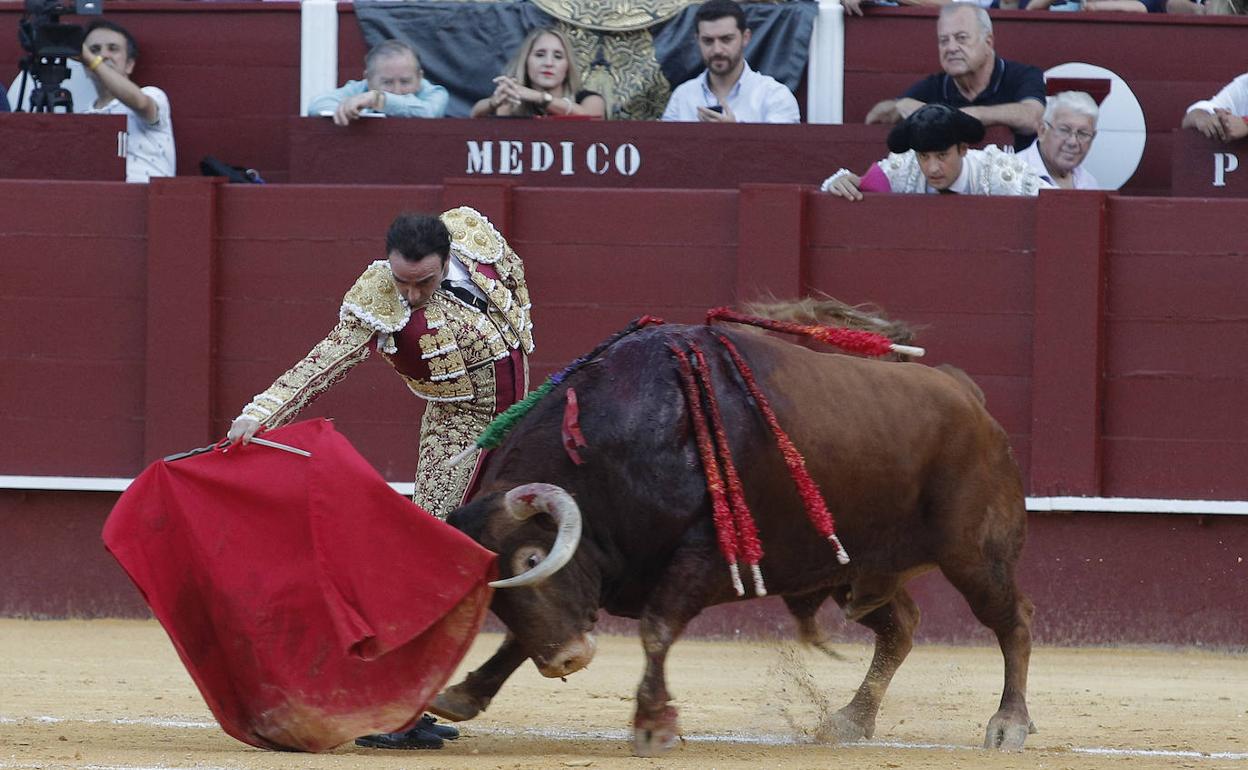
[471, 27, 607, 118]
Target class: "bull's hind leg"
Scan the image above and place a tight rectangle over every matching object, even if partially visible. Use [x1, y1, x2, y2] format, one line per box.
[819, 586, 920, 743]
[940, 555, 1035, 750]
[783, 589, 845, 660]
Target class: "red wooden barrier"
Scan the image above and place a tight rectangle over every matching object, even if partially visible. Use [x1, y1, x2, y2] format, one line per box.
[289, 117, 893, 188]
[2, 179, 1247, 641]
[5, 180, 1247, 490]
[0, 114, 126, 180]
[1171, 130, 1248, 197]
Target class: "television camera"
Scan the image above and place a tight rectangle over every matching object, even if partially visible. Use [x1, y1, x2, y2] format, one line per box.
[15, 0, 103, 112]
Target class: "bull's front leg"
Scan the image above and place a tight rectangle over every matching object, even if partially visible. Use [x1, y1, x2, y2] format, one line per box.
[429, 633, 528, 721]
[632, 546, 720, 757]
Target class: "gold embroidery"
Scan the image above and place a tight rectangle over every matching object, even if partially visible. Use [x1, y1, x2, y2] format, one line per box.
[418, 324, 457, 359]
[533, 0, 686, 31]
[237, 209, 533, 523]
[402, 373, 474, 402]
[412, 365, 498, 518]
[563, 24, 671, 121]
[442, 207, 504, 265]
[340, 261, 409, 332]
[241, 318, 375, 428]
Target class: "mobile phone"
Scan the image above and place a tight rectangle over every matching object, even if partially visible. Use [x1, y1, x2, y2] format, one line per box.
[706, 105, 724, 114]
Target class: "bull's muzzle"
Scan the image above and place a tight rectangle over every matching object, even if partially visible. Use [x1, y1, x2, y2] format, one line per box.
[488, 483, 582, 589]
[535, 633, 597, 678]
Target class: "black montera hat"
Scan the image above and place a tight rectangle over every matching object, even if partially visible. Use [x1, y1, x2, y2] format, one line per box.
[886, 104, 986, 154]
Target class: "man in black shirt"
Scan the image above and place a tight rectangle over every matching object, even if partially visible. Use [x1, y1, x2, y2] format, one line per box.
[865, 4, 1045, 151]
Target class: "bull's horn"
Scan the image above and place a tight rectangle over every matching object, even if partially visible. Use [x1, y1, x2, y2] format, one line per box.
[488, 483, 582, 589]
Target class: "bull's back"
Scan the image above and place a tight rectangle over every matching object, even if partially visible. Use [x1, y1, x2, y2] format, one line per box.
[723, 329, 1025, 572]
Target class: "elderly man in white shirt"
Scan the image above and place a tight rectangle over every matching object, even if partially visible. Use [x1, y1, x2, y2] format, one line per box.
[1181, 73, 1248, 144]
[1017, 91, 1101, 190]
[661, 0, 799, 124]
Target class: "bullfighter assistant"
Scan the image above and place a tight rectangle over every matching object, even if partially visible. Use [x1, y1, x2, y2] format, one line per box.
[228, 206, 535, 520]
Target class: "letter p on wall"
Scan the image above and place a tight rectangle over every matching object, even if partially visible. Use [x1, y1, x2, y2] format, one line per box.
[1213, 152, 1239, 188]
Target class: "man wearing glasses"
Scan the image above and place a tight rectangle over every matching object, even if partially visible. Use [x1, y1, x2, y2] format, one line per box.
[1018, 91, 1101, 189]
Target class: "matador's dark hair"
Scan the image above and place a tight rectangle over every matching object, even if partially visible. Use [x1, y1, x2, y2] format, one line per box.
[887, 104, 985, 154]
[385, 213, 451, 263]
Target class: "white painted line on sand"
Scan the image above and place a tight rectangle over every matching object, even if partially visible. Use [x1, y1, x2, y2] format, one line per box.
[4, 715, 1246, 763]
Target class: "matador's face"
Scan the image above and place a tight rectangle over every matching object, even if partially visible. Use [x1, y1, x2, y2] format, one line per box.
[388, 250, 447, 309]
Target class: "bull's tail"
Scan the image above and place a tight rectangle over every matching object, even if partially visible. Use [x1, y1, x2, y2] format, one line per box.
[935, 364, 986, 406]
[742, 294, 919, 348]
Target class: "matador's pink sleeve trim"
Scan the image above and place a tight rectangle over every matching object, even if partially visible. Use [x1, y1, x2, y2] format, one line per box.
[860, 162, 892, 193]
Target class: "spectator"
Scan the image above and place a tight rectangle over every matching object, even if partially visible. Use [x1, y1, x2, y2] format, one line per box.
[79, 20, 174, 183]
[1017, 0, 1152, 12]
[820, 103, 1048, 198]
[307, 41, 448, 126]
[660, 0, 800, 124]
[471, 28, 606, 119]
[865, 4, 1044, 151]
[1018, 91, 1101, 189]
[1181, 73, 1248, 143]
[1166, 0, 1245, 14]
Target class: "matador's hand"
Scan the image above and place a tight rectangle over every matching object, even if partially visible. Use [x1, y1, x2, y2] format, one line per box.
[228, 416, 261, 445]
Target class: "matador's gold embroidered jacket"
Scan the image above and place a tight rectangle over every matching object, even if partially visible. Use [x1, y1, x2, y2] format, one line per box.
[237, 207, 534, 517]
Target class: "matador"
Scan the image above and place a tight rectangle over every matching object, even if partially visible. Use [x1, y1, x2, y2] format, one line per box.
[228, 206, 534, 520]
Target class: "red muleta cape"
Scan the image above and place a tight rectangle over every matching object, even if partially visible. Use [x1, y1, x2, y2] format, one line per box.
[103, 418, 497, 752]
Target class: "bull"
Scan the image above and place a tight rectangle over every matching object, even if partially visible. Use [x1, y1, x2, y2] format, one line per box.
[432, 320, 1035, 755]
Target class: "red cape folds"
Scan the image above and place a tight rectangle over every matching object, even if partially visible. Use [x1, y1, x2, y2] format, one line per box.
[103, 419, 498, 752]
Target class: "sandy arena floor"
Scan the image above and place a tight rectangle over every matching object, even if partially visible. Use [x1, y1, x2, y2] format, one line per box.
[1, 619, 1245, 770]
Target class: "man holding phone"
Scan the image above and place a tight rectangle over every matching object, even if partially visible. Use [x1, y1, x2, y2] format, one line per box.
[660, 0, 800, 123]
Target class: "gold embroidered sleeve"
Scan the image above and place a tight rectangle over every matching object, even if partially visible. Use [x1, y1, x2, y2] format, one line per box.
[239, 317, 375, 428]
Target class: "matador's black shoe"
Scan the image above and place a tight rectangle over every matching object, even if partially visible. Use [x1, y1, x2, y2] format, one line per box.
[419, 713, 460, 740]
[354, 714, 458, 750]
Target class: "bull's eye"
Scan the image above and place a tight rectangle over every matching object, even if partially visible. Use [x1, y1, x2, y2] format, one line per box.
[512, 545, 548, 576]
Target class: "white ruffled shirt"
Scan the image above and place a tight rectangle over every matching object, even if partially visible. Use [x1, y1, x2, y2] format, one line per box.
[876, 145, 1050, 196]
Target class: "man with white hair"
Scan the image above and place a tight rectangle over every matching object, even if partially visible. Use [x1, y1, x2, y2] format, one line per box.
[1181, 73, 1248, 144]
[306, 40, 448, 126]
[1018, 91, 1101, 189]
[866, 3, 1046, 151]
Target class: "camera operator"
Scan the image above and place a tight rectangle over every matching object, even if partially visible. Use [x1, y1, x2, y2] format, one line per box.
[79, 19, 174, 182]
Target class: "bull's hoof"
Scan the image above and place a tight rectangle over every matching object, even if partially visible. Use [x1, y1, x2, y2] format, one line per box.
[983, 711, 1030, 751]
[632, 706, 680, 757]
[427, 685, 489, 722]
[814, 706, 873, 744]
